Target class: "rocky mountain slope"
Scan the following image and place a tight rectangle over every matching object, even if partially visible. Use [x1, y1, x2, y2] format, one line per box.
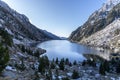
[42, 30, 61, 40]
[69, 0, 120, 42]
[0, 0, 60, 80]
[80, 19, 120, 50]
[0, 0, 60, 43]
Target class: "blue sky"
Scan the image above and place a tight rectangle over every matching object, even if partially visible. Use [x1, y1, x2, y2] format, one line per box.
[3, 0, 105, 37]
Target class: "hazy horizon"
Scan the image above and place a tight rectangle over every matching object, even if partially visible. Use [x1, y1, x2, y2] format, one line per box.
[3, 0, 105, 37]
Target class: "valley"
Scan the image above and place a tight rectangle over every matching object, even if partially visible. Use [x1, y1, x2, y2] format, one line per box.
[1, 0, 120, 80]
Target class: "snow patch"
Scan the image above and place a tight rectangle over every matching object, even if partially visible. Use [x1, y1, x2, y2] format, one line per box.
[67, 72, 72, 76]
[17, 52, 26, 58]
[5, 66, 16, 72]
[111, 77, 116, 80]
[0, 19, 5, 24]
[5, 28, 13, 35]
[13, 38, 22, 44]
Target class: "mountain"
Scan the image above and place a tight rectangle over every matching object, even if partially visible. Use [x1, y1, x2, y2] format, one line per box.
[80, 19, 120, 48]
[69, 0, 120, 42]
[0, 0, 59, 43]
[42, 30, 61, 40]
[0, 1, 60, 79]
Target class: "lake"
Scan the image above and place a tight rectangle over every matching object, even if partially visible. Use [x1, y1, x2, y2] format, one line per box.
[37, 40, 110, 62]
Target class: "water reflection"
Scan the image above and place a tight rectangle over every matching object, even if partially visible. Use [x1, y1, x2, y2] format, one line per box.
[37, 40, 110, 62]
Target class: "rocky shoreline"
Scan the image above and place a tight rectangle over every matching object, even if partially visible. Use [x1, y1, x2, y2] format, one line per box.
[0, 40, 47, 80]
[0, 39, 120, 80]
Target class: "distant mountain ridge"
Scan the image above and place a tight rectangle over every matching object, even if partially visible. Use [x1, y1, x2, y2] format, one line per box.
[42, 30, 61, 40]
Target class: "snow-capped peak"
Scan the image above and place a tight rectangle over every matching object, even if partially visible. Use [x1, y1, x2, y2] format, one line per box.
[107, 0, 120, 5]
[100, 0, 120, 12]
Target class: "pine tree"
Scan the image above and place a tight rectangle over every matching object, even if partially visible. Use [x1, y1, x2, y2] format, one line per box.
[21, 45, 25, 53]
[46, 69, 52, 80]
[48, 69, 52, 80]
[0, 29, 13, 46]
[38, 57, 45, 74]
[62, 77, 70, 80]
[104, 60, 110, 72]
[56, 57, 59, 64]
[34, 50, 40, 57]
[52, 58, 55, 63]
[65, 58, 69, 65]
[20, 58, 26, 70]
[44, 56, 49, 68]
[72, 70, 79, 79]
[59, 58, 65, 70]
[34, 71, 40, 80]
[38, 56, 49, 74]
[73, 60, 77, 65]
[0, 44, 9, 73]
[116, 65, 120, 73]
[99, 62, 106, 75]
[50, 62, 55, 69]
[69, 62, 72, 67]
[55, 69, 59, 80]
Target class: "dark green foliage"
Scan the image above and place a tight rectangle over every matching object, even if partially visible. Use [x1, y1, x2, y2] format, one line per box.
[59, 58, 65, 70]
[38, 57, 45, 74]
[46, 69, 52, 80]
[82, 59, 96, 67]
[0, 28, 13, 46]
[0, 44, 9, 73]
[62, 77, 70, 80]
[82, 60, 86, 66]
[50, 58, 55, 69]
[56, 57, 59, 64]
[52, 58, 55, 63]
[44, 56, 49, 67]
[55, 69, 59, 80]
[20, 58, 26, 71]
[19, 44, 41, 58]
[104, 60, 110, 72]
[72, 70, 79, 79]
[38, 56, 49, 74]
[49, 69, 52, 80]
[99, 62, 106, 75]
[34, 50, 40, 57]
[69, 62, 72, 67]
[15, 58, 26, 71]
[99, 60, 110, 75]
[27, 48, 33, 55]
[21, 45, 25, 53]
[65, 58, 69, 65]
[34, 71, 40, 80]
[116, 64, 120, 73]
[50, 62, 55, 69]
[73, 60, 77, 65]
[106, 57, 120, 73]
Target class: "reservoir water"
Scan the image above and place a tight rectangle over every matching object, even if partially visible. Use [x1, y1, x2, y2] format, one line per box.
[37, 40, 110, 62]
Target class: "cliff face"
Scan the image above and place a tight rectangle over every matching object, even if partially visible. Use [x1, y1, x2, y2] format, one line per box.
[0, 0, 60, 42]
[69, 0, 120, 42]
